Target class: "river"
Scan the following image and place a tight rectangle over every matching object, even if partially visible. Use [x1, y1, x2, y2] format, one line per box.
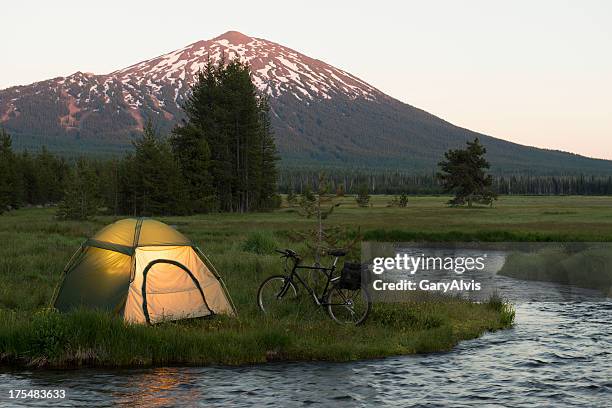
[1, 273, 610, 407]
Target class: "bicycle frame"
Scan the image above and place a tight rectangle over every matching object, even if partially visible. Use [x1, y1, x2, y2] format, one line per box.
[280, 255, 341, 306]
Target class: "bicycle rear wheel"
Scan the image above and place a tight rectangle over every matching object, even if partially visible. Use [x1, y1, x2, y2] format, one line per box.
[326, 284, 372, 325]
[257, 275, 299, 317]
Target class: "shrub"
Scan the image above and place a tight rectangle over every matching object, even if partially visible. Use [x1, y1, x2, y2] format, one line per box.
[487, 293, 515, 326]
[241, 231, 279, 255]
[388, 193, 409, 208]
[355, 185, 370, 208]
[29, 309, 69, 358]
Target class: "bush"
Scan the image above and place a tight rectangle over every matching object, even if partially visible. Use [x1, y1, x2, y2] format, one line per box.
[355, 185, 370, 208]
[241, 231, 279, 255]
[388, 193, 409, 208]
[29, 309, 69, 358]
[486, 293, 515, 326]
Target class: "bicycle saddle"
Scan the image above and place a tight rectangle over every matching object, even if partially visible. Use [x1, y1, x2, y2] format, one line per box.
[328, 249, 347, 257]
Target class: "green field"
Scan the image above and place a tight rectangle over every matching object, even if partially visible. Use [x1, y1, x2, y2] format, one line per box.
[4, 194, 612, 368]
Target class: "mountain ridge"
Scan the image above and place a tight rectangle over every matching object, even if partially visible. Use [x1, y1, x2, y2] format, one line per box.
[1, 30, 611, 175]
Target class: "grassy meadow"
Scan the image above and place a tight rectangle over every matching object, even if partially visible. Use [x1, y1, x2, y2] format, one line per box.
[4, 194, 612, 368]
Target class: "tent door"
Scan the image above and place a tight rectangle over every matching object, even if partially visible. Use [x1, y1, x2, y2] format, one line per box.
[141, 259, 212, 324]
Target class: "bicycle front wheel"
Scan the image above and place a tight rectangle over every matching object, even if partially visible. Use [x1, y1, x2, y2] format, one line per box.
[326, 284, 372, 325]
[257, 275, 298, 317]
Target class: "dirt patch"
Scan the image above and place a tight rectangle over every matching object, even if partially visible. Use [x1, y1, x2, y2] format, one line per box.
[1, 108, 11, 122]
[59, 91, 80, 128]
[129, 108, 144, 130]
[150, 96, 174, 121]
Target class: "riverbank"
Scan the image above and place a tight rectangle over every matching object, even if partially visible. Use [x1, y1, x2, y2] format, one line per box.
[0, 297, 513, 368]
[3, 195, 611, 368]
[499, 247, 612, 296]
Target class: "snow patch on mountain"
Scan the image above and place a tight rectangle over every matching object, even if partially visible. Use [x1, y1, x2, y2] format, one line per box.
[108, 31, 380, 102]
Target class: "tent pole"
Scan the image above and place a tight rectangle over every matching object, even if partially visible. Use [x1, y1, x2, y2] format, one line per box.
[49, 243, 84, 308]
[195, 246, 238, 316]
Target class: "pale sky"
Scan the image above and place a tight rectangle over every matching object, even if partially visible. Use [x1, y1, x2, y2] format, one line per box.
[2, 1, 611, 159]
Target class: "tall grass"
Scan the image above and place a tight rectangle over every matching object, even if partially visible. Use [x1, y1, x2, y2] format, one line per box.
[0, 297, 513, 368]
[241, 231, 280, 255]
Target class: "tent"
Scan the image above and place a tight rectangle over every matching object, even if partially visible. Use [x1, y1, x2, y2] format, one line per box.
[52, 218, 236, 324]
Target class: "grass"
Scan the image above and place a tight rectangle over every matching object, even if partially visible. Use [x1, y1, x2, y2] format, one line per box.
[241, 230, 280, 255]
[0, 298, 513, 367]
[4, 194, 611, 368]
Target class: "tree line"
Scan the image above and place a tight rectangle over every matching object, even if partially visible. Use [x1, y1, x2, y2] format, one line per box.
[278, 168, 612, 196]
[4, 132, 612, 217]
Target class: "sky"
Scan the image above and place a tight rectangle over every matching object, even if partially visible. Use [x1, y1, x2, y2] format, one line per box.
[2, 0, 611, 159]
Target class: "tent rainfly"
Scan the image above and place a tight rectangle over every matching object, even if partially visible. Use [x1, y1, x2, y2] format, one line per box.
[52, 218, 236, 324]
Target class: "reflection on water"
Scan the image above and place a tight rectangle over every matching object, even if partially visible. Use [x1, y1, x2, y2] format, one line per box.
[116, 367, 201, 407]
[1, 277, 610, 406]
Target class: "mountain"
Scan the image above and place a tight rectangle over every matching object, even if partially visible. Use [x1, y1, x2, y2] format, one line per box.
[1, 30, 611, 174]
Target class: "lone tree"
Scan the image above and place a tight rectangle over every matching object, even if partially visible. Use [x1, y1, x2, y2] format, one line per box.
[296, 174, 341, 264]
[388, 193, 408, 208]
[437, 138, 497, 207]
[355, 184, 371, 208]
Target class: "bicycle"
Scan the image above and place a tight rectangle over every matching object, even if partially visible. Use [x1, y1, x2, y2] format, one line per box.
[257, 248, 372, 325]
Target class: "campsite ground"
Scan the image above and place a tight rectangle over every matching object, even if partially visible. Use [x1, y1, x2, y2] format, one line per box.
[1, 195, 611, 367]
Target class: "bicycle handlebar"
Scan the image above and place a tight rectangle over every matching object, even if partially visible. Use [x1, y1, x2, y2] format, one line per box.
[275, 248, 299, 258]
[276, 248, 348, 259]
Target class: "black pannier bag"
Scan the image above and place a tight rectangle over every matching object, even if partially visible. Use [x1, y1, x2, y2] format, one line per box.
[339, 262, 362, 290]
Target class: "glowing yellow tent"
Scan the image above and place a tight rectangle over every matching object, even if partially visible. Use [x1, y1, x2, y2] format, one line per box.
[52, 218, 235, 324]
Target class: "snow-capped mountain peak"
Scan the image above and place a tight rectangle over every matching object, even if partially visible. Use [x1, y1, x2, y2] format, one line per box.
[109, 30, 380, 105]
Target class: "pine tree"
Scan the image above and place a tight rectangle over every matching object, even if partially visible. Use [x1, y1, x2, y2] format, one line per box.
[99, 159, 121, 215]
[34, 146, 69, 204]
[286, 188, 297, 207]
[257, 95, 280, 209]
[437, 138, 497, 207]
[355, 184, 371, 207]
[174, 59, 223, 213]
[296, 174, 341, 263]
[335, 183, 345, 197]
[170, 122, 216, 213]
[0, 129, 17, 213]
[56, 159, 100, 220]
[121, 121, 187, 216]
[172, 57, 279, 213]
[298, 185, 317, 216]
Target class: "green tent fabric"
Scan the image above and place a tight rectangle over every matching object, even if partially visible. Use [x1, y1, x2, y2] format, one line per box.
[53, 218, 235, 324]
